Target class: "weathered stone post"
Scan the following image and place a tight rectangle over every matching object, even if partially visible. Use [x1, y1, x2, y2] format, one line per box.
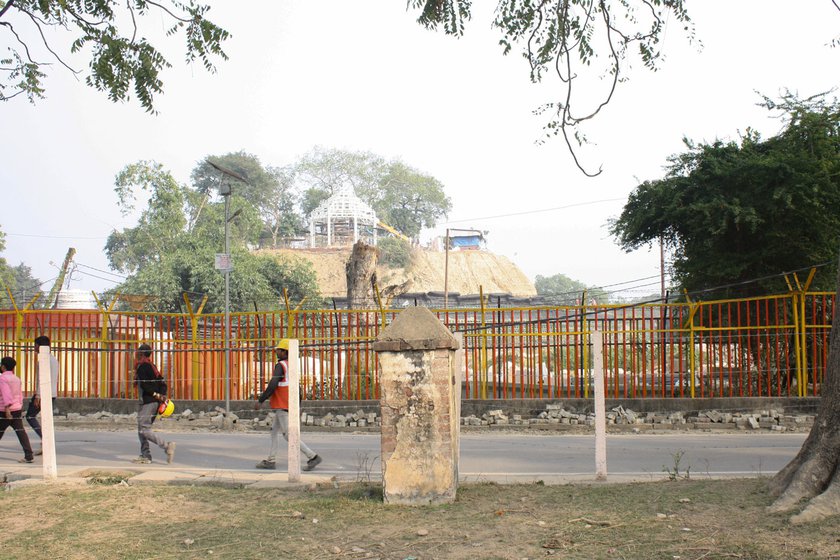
[373, 306, 460, 505]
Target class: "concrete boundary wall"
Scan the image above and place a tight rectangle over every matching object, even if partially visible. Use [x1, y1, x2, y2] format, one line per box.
[54, 397, 820, 418]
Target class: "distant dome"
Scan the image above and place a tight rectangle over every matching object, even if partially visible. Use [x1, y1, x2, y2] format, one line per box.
[54, 289, 97, 310]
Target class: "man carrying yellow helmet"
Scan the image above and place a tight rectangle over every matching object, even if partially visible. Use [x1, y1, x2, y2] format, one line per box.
[255, 339, 322, 471]
[132, 343, 176, 465]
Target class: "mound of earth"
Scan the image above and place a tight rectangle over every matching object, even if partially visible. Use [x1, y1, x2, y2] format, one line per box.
[258, 247, 536, 298]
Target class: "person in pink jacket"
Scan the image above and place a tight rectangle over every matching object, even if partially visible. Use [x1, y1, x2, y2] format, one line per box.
[0, 356, 34, 463]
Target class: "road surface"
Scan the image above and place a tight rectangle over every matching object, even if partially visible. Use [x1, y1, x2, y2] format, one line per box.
[1, 429, 807, 483]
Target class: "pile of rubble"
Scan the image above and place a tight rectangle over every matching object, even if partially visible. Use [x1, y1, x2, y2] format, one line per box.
[59, 407, 382, 431]
[461, 404, 815, 432]
[57, 404, 814, 432]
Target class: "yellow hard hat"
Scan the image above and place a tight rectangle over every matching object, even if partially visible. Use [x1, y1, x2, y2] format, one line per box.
[158, 399, 175, 418]
[276, 339, 290, 351]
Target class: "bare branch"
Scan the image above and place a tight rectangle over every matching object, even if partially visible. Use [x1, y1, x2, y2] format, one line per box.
[20, 8, 80, 74]
[560, 120, 602, 177]
[146, 0, 194, 23]
[2, 20, 46, 65]
[0, 88, 26, 100]
[127, 0, 138, 43]
[0, 0, 16, 19]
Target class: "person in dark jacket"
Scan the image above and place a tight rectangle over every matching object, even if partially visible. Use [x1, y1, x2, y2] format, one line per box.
[132, 344, 175, 464]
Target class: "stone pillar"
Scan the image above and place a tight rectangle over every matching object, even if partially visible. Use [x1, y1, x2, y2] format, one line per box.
[373, 306, 460, 505]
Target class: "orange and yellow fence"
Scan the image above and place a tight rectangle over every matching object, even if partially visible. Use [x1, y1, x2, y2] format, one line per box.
[0, 291, 834, 402]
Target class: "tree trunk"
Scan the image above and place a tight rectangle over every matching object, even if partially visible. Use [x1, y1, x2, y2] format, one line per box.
[346, 241, 378, 308]
[344, 241, 378, 399]
[767, 253, 840, 524]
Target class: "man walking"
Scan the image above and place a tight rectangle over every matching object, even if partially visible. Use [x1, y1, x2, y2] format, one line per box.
[132, 344, 176, 464]
[26, 335, 59, 455]
[255, 339, 322, 471]
[0, 356, 35, 463]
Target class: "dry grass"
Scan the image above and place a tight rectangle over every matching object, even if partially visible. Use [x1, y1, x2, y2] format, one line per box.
[1, 478, 838, 560]
[260, 247, 536, 298]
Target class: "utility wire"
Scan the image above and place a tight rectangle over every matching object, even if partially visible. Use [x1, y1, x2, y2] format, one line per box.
[444, 197, 625, 224]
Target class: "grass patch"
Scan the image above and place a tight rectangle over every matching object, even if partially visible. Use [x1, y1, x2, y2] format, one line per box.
[0, 479, 837, 559]
[84, 470, 135, 486]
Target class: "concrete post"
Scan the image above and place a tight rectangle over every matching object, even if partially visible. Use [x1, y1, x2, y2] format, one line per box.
[373, 307, 460, 505]
[287, 339, 301, 482]
[38, 346, 57, 480]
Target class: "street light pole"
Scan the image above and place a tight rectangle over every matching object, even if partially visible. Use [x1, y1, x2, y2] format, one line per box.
[444, 228, 450, 309]
[223, 188, 231, 415]
[208, 159, 249, 417]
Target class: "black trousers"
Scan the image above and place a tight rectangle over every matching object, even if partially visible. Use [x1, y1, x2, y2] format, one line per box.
[25, 395, 57, 439]
[0, 410, 34, 460]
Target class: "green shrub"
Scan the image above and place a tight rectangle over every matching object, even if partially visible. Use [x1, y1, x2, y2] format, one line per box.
[378, 237, 412, 268]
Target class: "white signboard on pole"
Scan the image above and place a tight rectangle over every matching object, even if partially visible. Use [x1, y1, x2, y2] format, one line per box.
[215, 253, 233, 272]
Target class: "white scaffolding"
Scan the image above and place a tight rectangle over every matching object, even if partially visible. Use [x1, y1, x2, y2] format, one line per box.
[309, 185, 377, 248]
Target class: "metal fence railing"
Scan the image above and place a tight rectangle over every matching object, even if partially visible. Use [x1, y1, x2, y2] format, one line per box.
[0, 291, 833, 401]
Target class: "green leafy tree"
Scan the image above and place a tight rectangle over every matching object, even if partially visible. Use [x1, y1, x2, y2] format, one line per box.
[414, 0, 840, 525]
[296, 147, 451, 238]
[0, 0, 229, 111]
[535, 273, 608, 304]
[376, 161, 451, 238]
[610, 92, 840, 298]
[190, 152, 304, 248]
[105, 161, 320, 312]
[262, 165, 304, 248]
[295, 147, 387, 217]
[0, 228, 44, 308]
[7, 262, 44, 306]
[408, 0, 694, 175]
[378, 237, 412, 269]
[609, 93, 840, 522]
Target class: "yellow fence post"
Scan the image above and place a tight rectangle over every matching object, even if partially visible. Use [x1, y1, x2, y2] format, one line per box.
[2, 281, 23, 364]
[479, 285, 488, 399]
[795, 269, 816, 397]
[682, 290, 700, 398]
[785, 269, 816, 398]
[183, 293, 209, 400]
[582, 290, 589, 399]
[3, 283, 40, 367]
[92, 291, 120, 398]
[373, 280, 388, 331]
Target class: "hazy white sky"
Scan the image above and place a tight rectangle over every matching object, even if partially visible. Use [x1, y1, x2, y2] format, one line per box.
[3, 1, 838, 299]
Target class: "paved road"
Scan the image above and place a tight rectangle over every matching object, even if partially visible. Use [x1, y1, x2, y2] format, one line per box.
[1, 429, 807, 483]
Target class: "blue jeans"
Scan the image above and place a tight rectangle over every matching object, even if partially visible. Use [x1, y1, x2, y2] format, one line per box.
[137, 401, 168, 460]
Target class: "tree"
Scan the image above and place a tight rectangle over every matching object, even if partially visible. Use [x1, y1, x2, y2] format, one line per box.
[296, 147, 451, 238]
[376, 161, 451, 238]
[261, 165, 304, 248]
[295, 147, 388, 217]
[105, 161, 320, 312]
[408, 0, 694, 175]
[610, 93, 840, 299]
[0, 0, 229, 111]
[535, 273, 608, 304]
[0, 226, 45, 308]
[767, 254, 840, 524]
[611, 93, 840, 523]
[191, 152, 304, 248]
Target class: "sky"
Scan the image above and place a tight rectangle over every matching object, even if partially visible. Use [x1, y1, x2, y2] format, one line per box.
[2, 0, 839, 302]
